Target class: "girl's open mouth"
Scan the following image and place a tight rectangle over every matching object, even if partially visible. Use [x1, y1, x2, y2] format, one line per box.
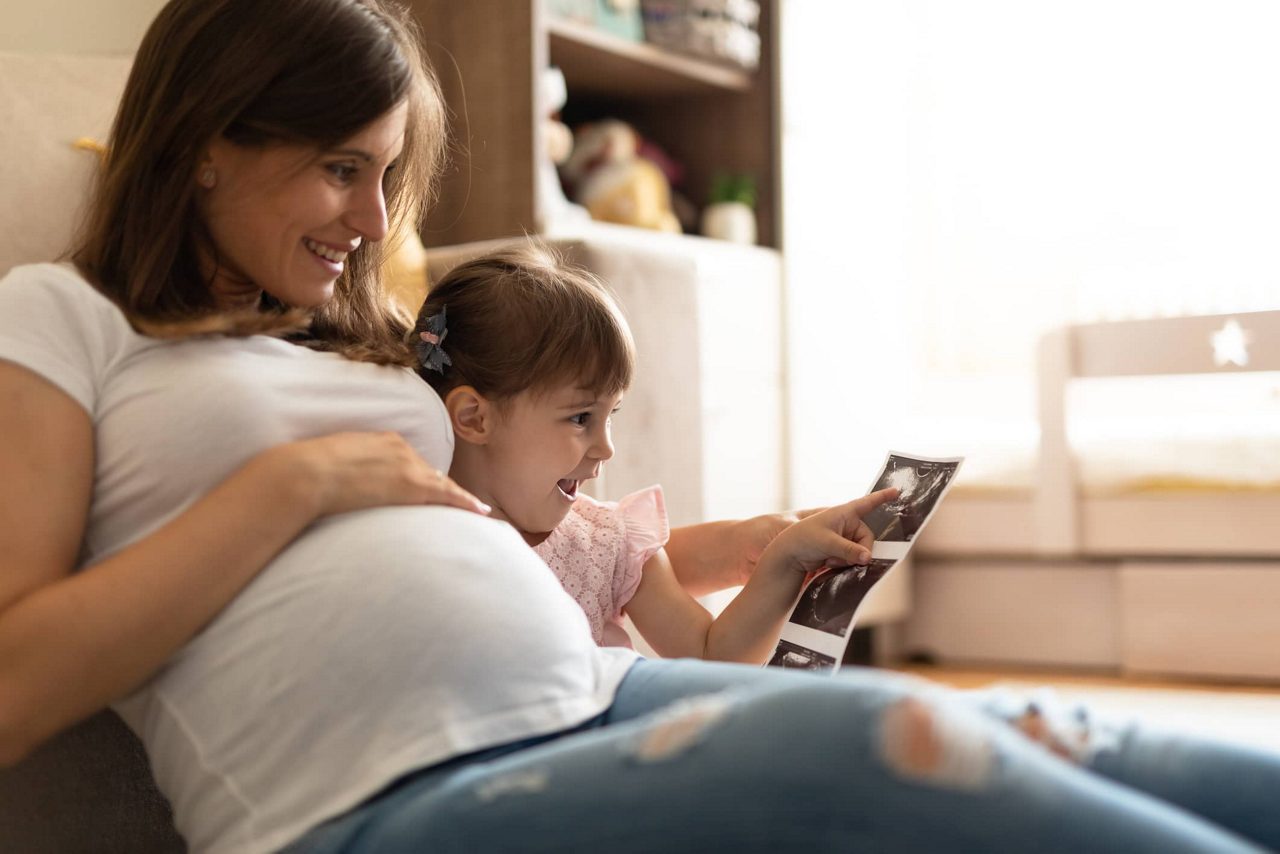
[556, 479, 579, 500]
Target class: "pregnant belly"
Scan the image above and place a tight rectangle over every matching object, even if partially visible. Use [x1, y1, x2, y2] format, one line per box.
[122, 506, 629, 852]
[151, 505, 605, 757]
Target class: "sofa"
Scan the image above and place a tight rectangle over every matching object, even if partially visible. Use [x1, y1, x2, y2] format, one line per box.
[0, 49, 187, 854]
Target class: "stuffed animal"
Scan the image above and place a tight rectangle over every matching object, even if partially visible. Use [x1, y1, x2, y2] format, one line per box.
[558, 119, 681, 233]
[537, 67, 590, 231]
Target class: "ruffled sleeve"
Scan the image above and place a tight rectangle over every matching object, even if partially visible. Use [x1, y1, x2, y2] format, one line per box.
[611, 484, 669, 615]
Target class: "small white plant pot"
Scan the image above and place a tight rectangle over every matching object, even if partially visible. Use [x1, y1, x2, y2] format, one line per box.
[700, 201, 757, 244]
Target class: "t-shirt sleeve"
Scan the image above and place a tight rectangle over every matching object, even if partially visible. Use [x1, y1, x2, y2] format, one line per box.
[0, 263, 130, 416]
[613, 484, 670, 613]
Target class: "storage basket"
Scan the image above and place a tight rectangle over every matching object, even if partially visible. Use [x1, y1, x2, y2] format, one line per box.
[640, 0, 761, 70]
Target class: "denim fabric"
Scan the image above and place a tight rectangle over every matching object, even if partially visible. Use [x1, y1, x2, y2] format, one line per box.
[288, 660, 1275, 853]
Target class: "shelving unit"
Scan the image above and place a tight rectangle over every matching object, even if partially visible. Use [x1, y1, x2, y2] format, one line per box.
[547, 19, 753, 95]
[408, 0, 779, 249]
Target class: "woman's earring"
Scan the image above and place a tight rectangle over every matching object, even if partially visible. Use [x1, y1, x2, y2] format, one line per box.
[199, 168, 217, 189]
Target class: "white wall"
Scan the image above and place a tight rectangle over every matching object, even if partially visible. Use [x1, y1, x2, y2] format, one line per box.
[0, 0, 165, 54]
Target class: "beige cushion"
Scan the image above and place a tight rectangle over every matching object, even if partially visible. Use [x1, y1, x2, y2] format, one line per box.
[0, 50, 131, 277]
[0, 49, 184, 852]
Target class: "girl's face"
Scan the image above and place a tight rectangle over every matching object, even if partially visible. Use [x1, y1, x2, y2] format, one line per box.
[482, 383, 623, 544]
[198, 101, 408, 309]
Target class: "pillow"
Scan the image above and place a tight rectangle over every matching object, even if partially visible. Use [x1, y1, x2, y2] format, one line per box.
[0, 51, 131, 278]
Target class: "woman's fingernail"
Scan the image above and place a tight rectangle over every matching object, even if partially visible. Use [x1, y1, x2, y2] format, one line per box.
[477, 502, 492, 514]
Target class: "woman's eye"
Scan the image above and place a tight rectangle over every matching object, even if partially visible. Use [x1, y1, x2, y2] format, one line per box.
[326, 163, 357, 182]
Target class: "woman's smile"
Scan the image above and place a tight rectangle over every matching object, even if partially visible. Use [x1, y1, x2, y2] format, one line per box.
[303, 236, 357, 273]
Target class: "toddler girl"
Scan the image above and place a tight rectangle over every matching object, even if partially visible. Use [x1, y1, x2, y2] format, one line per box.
[411, 244, 895, 664]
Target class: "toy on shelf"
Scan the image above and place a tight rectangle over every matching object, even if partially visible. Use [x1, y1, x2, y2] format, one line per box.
[558, 118, 682, 234]
[537, 66, 591, 232]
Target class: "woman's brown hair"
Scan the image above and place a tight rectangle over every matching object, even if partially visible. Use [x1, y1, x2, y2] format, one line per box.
[74, 0, 445, 364]
[412, 244, 636, 404]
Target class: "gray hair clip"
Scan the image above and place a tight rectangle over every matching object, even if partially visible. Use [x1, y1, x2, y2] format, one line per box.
[416, 307, 452, 373]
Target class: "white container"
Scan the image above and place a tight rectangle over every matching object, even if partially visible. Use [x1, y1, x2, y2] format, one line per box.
[700, 201, 757, 244]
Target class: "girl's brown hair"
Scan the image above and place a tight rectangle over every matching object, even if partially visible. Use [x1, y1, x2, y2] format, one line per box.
[74, 0, 446, 364]
[412, 244, 636, 404]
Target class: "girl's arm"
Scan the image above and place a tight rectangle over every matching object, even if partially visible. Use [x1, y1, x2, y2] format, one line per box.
[627, 489, 897, 664]
[0, 363, 483, 766]
[619, 548, 715, 659]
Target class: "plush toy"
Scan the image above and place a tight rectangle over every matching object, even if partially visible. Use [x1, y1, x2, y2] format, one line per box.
[558, 119, 681, 234]
[537, 67, 590, 231]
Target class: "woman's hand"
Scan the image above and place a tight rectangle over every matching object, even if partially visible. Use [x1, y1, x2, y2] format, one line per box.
[271, 431, 490, 519]
[756, 488, 898, 577]
[666, 506, 827, 596]
[725, 506, 826, 587]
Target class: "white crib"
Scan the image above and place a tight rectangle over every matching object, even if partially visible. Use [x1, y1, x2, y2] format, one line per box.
[909, 309, 1280, 681]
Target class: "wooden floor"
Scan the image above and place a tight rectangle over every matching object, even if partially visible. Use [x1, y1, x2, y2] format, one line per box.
[899, 664, 1280, 694]
[897, 665, 1280, 753]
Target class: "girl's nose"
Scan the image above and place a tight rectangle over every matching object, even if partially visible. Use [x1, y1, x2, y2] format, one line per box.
[591, 423, 615, 462]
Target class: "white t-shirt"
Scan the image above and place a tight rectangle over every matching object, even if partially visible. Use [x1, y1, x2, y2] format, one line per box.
[0, 264, 638, 854]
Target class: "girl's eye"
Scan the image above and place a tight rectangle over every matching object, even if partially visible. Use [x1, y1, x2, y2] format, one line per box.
[326, 162, 358, 183]
[569, 413, 590, 426]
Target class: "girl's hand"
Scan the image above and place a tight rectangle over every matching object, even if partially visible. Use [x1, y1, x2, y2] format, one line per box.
[268, 431, 490, 519]
[756, 487, 899, 576]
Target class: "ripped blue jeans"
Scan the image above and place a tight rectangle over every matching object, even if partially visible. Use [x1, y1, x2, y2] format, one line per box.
[288, 660, 1280, 853]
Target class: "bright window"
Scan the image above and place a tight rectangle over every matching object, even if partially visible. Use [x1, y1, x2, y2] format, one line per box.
[782, 0, 1280, 504]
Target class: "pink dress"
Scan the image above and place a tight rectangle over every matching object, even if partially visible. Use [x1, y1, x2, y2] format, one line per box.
[533, 485, 670, 648]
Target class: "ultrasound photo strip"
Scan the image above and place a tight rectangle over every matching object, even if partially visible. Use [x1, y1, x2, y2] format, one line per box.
[861, 452, 964, 562]
[774, 559, 897, 666]
[767, 451, 964, 673]
[766, 639, 836, 671]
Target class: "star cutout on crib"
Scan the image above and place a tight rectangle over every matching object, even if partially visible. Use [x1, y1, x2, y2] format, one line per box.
[1210, 318, 1250, 368]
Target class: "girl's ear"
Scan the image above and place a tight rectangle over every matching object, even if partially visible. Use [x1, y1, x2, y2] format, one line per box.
[445, 386, 492, 444]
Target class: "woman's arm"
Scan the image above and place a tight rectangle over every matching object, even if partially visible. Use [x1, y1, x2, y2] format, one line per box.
[665, 507, 824, 597]
[0, 363, 482, 766]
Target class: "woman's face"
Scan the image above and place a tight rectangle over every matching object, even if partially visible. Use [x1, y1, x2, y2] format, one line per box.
[198, 101, 409, 309]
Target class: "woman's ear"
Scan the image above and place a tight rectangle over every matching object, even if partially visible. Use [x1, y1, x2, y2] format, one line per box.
[197, 140, 225, 190]
[445, 386, 492, 445]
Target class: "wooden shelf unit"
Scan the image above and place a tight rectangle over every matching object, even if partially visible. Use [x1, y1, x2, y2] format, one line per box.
[409, 0, 779, 249]
[547, 19, 753, 96]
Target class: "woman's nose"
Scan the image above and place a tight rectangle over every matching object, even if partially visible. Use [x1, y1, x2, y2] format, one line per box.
[344, 181, 389, 243]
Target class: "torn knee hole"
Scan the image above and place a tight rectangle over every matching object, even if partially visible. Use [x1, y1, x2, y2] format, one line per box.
[473, 769, 550, 803]
[879, 697, 994, 790]
[629, 694, 733, 763]
[1011, 701, 1096, 764]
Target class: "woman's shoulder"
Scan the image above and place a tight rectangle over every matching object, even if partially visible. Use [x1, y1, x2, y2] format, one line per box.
[3, 260, 94, 287]
[0, 262, 124, 320]
[0, 262, 144, 409]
